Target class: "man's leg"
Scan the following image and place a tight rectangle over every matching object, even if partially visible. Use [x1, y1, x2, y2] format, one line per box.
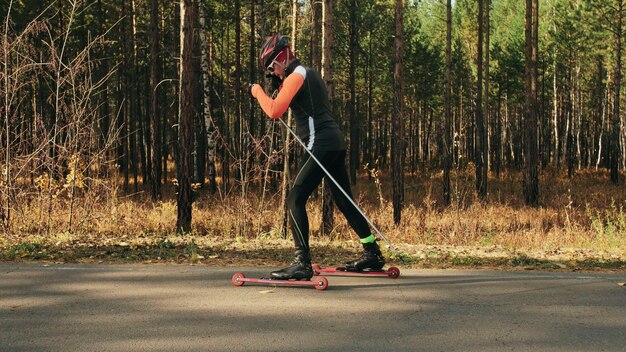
[327, 151, 385, 271]
[271, 151, 327, 279]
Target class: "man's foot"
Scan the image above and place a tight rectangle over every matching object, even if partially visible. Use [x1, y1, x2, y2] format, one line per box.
[344, 241, 385, 271]
[271, 249, 313, 280]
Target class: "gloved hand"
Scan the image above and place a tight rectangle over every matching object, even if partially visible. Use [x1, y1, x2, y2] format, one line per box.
[267, 73, 283, 92]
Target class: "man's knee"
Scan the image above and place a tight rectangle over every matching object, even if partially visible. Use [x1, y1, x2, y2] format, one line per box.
[287, 187, 304, 209]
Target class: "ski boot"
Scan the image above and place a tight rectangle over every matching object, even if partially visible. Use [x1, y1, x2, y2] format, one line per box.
[344, 241, 386, 271]
[270, 249, 314, 280]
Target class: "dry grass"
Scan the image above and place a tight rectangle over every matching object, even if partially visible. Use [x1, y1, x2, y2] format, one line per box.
[1, 167, 625, 269]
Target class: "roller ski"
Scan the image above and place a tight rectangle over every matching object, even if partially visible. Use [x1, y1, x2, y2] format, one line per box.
[231, 249, 329, 291]
[311, 264, 400, 279]
[231, 272, 329, 291]
[313, 241, 400, 279]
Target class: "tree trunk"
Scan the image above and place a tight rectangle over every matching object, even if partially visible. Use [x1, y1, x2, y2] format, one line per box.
[552, 5, 559, 169]
[2, 10, 10, 229]
[192, 0, 205, 185]
[165, 1, 181, 187]
[567, 64, 575, 178]
[96, 0, 110, 154]
[136, 0, 150, 188]
[321, 0, 335, 235]
[159, 5, 167, 186]
[597, 61, 609, 169]
[149, 0, 162, 201]
[221, 24, 230, 190]
[129, 0, 140, 192]
[524, 0, 539, 205]
[311, 0, 322, 71]
[611, 0, 623, 184]
[177, 0, 196, 233]
[348, 0, 358, 185]
[443, 0, 452, 206]
[484, 0, 490, 181]
[234, 0, 243, 186]
[392, 0, 404, 225]
[367, 28, 374, 170]
[494, 86, 502, 177]
[279, 0, 299, 238]
[248, 0, 256, 172]
[454, 41, 462, 165]
[199, 1, 217, 192]
[476, 0, 487, 199]
[532, 0, 539, 195]
[119, 0, 130, 191]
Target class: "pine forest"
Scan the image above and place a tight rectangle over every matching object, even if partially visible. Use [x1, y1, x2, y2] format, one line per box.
[1, 0, 625, 266]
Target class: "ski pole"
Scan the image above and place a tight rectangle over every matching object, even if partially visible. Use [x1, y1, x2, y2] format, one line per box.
[278, 117, 399, 255]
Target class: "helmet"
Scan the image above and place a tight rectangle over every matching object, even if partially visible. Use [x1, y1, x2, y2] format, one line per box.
[259, 33, 290, 68]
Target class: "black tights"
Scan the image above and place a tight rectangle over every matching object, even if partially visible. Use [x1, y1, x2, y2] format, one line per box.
[286, 150, 370, 250]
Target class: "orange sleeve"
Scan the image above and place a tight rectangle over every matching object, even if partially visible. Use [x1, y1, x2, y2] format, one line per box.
[251, 73, 305, 119]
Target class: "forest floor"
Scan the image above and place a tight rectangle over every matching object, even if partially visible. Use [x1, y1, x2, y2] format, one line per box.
[2, 168, 625, 272]
[1, 236, 624, 272]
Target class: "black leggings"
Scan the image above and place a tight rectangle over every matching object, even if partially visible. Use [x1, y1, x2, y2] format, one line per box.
[286, 150, 370, 250]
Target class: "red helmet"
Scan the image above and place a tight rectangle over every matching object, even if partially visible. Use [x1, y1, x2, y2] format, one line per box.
[259, 33, 290, 68]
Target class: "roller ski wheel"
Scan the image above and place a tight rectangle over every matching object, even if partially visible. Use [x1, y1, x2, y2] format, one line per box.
[312, 264, 401, 279]
[232, 272, 245, 286]
[315, 277, 329, 291]
[230, 272, 329, 291]
[387, 266, 401, 279]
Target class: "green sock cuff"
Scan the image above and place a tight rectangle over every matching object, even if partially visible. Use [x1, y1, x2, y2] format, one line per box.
[360, 234, 376, 244]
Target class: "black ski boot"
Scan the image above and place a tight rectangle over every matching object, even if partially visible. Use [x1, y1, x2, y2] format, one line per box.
[271, 249, 313, 280]
[344, 241, 386, 271]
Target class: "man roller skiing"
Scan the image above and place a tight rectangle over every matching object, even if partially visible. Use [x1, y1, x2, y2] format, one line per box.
[249, 33, 385, 280]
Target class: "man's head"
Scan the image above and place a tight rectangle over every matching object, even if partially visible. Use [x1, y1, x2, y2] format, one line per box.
[259, 33, 295, 78]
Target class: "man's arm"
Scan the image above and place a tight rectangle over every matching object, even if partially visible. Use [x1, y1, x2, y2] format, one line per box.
[251, 71, 305, 119]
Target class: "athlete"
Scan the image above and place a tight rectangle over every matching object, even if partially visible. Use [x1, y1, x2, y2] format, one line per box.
[249, 33, 385, 280]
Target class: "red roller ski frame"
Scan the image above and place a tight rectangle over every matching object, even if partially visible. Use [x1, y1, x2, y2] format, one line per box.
[231, 272, 329, 291]
[311, 264, 400, 279]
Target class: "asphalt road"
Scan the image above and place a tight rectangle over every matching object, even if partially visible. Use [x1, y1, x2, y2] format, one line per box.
[1, 263, 625, 352]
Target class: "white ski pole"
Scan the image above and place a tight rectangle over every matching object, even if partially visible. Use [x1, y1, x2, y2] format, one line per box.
[278, 118, 399, 254]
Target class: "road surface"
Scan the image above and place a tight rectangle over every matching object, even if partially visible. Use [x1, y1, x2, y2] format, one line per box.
[1, 263, 625, 351]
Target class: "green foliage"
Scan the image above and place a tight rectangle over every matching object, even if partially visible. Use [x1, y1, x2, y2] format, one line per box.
[6, 242, 44, 260]
[510, 254, 540, 267]
[405, 2, 444, 110]
[587, 200, 626, 249]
